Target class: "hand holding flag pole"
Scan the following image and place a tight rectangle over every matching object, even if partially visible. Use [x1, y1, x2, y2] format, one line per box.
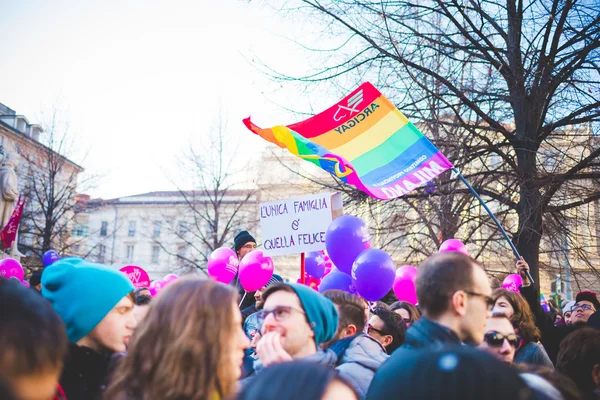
[452, 167, 535, 285]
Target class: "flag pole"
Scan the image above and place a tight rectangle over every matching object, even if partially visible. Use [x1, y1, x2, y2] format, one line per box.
[452, 167, 535, 284]
[300, 252, 306, 284]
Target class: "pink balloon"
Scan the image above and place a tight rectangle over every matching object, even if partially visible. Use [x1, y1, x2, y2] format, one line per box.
[21, 280, 30, 288]
[163, 273, 179, 283]
[502, 274, 523, 293]
[149, 280, 164, 297]
[120, 265, 151, 288]
[208, 247, 239, 284]
[0, 258, 24, 281]
[396, 265, 418, 281]
[393, 276, 418, 305]
[439, 239, 469, 256]
[239, 250, 274, 292]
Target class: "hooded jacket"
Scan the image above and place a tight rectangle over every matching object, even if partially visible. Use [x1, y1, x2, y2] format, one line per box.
[330, 334, 389, 399]
[402, 317, 462, 350]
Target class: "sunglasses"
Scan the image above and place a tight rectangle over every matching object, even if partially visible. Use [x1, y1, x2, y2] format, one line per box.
[571, 304, 596, 313]
[483, 332, 521, 348]
[366, 323, 389, 336]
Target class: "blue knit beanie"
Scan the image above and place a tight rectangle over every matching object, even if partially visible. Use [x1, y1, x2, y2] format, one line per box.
[234, 230, 256, 252]
[42, 258, 134, 343]
[288, 283, 339, 346]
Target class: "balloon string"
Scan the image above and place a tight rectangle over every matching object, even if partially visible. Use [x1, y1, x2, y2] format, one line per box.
[239, 291, 247, 308]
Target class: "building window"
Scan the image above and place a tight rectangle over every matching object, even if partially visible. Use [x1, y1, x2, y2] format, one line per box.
[152, 245, 160, 264]
[128, 221, 136, 237]
[72, 224, 88, 237]
[153, 222, 161, 238]
[100, 221, 108, 237]
[71, 244, 81, 254]
[177, 245, 187, 266]
[178, 221, 188, 236]
[97, 244, 106, 263]
[126, 245, 135, 261]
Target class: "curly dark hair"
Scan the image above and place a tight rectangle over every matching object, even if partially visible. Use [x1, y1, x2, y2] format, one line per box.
[492, 288, 541, 343]
[390, 301, 422, 324]
[372, 305, 406, 354]
[556, 328, 600, 396]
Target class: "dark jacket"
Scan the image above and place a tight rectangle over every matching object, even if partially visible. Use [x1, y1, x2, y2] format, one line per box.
[330, 334, 389, 400]
[60, 344, 113, 400]
[520, 284, 576, 364]
[402, 317, 462, 350]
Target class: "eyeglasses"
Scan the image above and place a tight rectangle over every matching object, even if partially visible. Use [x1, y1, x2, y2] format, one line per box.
[483, 332, 521, 348]
[242, 243, 257, 250]
[257, 305, 305, 324]
[366, 323, 389, 336]
[571, 304, 596, 313]
[464, 291, 495, 310]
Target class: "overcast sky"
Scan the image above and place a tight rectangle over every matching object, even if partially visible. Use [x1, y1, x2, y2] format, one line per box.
[0, 0, 341, 198]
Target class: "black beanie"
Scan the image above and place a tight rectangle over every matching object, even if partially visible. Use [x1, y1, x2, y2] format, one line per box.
[576, 291, 600, 310]
[234, 231, 256, 252]
[366, 347, 532, 400]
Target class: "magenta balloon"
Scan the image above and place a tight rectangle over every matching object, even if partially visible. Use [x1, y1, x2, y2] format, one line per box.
[502, 274, 523, 293]
[352, 249, 396, 302]
[163, 273, 179, 283]
[0, 258, 24, 281]
[326, 215, 371, 275]
[149, 280, 164, 297]
[239, 250, 274, 292]
[396, 265, 418, 281]
[207, 247, 239, 284]
[21, 280, 30, 288]
[393, 276, 418, 305]
[439, 239, 469, 256]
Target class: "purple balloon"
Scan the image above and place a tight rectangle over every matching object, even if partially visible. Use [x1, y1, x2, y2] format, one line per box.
[326, 215, 371, 275]
[207, 247, 239, 284]
[439, 239, 469, 256]
[502, 274, 523, 293]
[351, 249, 395, 302]
[239, 250, 274, 292]
[42, 250, 60, 267]
[305, 251, 326, 278]
[319, 268, 354, 293]
[0, 258, 24, 281]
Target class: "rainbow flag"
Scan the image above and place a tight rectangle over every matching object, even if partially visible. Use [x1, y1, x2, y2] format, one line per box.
[243, 82, 453, 200]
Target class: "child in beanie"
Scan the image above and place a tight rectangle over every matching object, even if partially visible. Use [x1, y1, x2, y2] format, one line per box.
[42, 258, 136, 400]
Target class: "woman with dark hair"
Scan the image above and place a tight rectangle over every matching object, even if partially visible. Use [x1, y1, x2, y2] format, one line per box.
[237, 361, 358, 400]
[105, 277, 250, 400]
[389, 301, 421, 328]
[492, 288, 553, 367]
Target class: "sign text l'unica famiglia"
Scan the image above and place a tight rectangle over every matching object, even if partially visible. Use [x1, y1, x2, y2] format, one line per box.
[260, 192, 343, 256]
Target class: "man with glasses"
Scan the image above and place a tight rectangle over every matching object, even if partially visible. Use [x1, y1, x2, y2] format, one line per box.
[518, 259, 600, 363]
[366, 306, 406, 354]
[242, 283, 339, 382]
[478, 313, 520, 364]
[402, 252, 493, 349]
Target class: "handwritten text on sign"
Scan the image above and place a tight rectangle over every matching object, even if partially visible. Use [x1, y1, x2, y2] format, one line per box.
[260, 193, 334, 256]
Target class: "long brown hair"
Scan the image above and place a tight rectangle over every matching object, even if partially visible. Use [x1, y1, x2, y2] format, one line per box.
[105, 277, 239, 400]
[390, 301, 422, 324]
[492, 288, 541, 343]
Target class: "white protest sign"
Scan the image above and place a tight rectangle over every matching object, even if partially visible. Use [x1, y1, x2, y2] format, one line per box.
[260, 192, 342, 256]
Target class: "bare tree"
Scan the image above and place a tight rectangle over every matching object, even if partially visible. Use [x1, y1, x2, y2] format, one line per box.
[256, 0, 600, 285]
[17, 108, 88, 257]
[152, 115, 258, 273]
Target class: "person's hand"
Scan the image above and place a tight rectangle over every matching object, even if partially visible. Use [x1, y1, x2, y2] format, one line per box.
[516, 257, 531, 286]
[256, 331, 292, 367]
[250, 330, 261, 348]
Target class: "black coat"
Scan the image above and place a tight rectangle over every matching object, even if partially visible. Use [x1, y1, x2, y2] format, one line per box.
[60, 344, 113, 400]
[402, 317, 462, 350]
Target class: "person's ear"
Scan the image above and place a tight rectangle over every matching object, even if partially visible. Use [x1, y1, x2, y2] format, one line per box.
[382, 335, 393, 348]
[592, 364, 600, 387]
[452, 291, 468, 316]
[345, 325, 357, 336]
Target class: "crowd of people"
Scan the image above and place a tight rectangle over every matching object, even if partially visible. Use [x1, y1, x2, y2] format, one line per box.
[1, 230, 600, 400]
